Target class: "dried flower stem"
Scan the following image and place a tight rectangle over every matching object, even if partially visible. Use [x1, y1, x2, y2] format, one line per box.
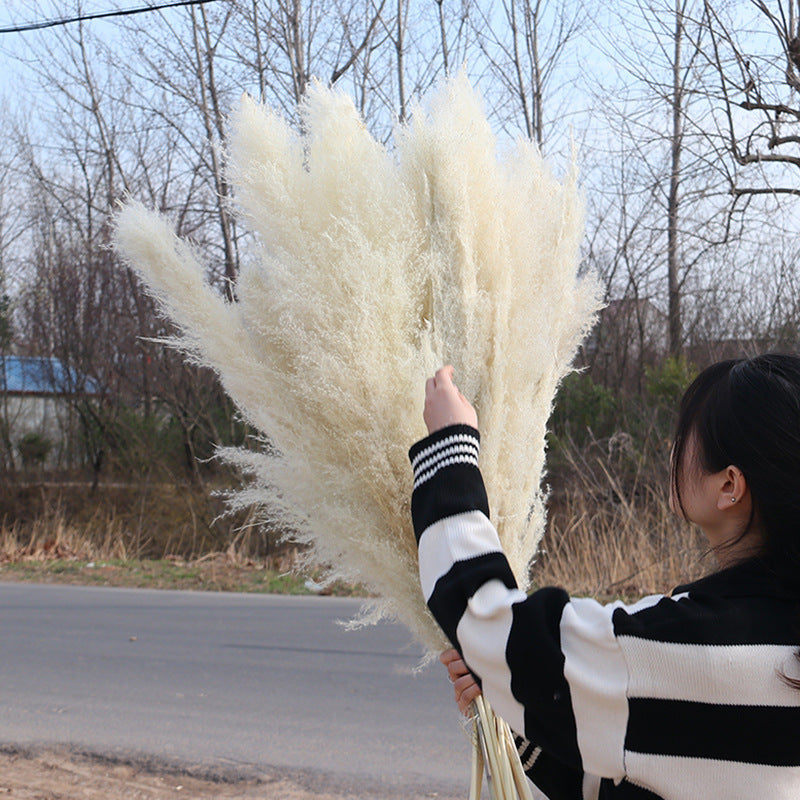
[473, 698, 534, 800]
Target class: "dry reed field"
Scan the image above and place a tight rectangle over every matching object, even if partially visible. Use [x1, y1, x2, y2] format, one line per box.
[0, 482, 262, 564]
[536, 485, 708, 601]
[533, 432, 710, 600]
[0, 446, 710, 600]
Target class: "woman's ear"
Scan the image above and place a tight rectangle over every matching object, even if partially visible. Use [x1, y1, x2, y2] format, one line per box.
[715, 465, 748, 511]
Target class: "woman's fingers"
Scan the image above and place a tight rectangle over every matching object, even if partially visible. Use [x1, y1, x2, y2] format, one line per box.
[454, 673, 482, 714]
[447, 657, 470, 681]
[440, 648, 481, 715]
[440, 648, 467, 675]
[423, 366, 477, 433]
[434, 365, 455, 387]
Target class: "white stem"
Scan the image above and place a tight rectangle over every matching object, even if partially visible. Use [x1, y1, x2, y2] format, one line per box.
[474, 699, 496, 797]
[476, 696, 510, 799]
[470, 714, 485, 800]
[472, 696, 535, 800]
[494, 712, 516, 798]
[502, 718, 535, 800]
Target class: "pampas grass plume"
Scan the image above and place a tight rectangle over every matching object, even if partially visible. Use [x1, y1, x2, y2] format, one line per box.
[113, 74, 601, 654]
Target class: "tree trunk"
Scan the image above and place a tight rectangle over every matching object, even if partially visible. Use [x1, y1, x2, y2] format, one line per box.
[396, 0, 406, 121]
[667, 0, 684, 356]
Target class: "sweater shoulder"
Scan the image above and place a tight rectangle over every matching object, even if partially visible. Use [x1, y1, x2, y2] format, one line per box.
[612, 589, 798, 646]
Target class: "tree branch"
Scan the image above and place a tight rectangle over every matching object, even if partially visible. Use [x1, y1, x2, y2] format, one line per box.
[739, 99, 800, 118]
[731, 186, 800, 197]
[330, 0, 389, 84]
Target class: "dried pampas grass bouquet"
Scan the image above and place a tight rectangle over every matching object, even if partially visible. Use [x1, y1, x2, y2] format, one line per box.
[114, 74, 600, 799]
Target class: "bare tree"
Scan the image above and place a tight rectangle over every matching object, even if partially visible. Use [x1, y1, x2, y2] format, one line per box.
[229, 0, 390, 109]
[3, 7, 239, 482]
[0, 141, 27, 472]
[395, 0, 407, 120]
[471, 0, 584, 149]
[673, 0, 800, 357]
[189, 3, 239, 298]
[122, 4, 241, 296]
[589, 0, 744, 358]
[667, 0, 689, 355]
[701, 0, 800, 200]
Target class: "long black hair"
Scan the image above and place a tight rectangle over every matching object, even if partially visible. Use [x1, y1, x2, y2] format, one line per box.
[671, 353, 800, 589]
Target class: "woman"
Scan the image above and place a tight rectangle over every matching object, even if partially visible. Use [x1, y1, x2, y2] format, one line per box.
[410, 356, 800, 799]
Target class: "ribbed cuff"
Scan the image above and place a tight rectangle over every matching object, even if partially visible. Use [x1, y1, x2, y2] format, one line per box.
[513, 734, 542, 773]
[408, 424, 480, 490]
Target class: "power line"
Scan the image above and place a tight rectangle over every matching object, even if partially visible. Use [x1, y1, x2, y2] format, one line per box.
[0, 0, 220, 34]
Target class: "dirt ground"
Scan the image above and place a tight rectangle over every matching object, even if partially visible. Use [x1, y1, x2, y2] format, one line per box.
[0, 748, 455, 800]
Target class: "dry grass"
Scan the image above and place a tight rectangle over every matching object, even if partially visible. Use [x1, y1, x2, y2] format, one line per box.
[0, 473, 711, 603]
[0, 483, 359, 594]
[0, 482, 271, 565]
[535, 484, 709, 601]
[1, 432, 714, 602]
[534, 435, 712, 601]
[0, 504, 132, 564]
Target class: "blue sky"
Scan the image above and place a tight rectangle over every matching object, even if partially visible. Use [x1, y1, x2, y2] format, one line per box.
[0, 3, 124, 97]
[0, 2, 196, 104]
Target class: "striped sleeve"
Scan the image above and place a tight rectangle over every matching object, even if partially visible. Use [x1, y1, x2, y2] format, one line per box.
[409, 425, 631, 786]
[410, 428, 800, 799]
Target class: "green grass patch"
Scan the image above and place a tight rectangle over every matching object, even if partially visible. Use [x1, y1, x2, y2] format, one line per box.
[0, 557, 365, 596]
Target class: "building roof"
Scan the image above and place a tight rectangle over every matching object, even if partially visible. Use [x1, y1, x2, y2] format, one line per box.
[0, 356, 101, 396]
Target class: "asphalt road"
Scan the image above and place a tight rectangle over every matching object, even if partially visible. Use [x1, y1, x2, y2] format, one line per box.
[0, 583, 472, 796]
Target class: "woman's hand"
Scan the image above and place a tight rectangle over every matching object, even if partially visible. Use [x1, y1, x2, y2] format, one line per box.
[424, 366, 478, 434]
[440, 648, 482, 715]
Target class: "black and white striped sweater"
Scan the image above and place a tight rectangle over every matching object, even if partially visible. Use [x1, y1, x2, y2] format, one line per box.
[409, 424, 800, 800]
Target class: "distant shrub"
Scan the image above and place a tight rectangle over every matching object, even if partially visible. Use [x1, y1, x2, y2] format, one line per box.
[644, 355, 698, 438]
[551, 371, 618, 444]
[645, 355, 697, 407]
[17, 431, 52, 468]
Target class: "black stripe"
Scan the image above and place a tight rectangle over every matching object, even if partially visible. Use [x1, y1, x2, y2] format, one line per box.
[600, 779, 665, 799]
[426, 552, 517, 647]
[411, 439, 479, 478]
[612, 594, 800, 646]
[507, 588, 583, 769]
[672, 557, 799, 601]
[408, 423, 480, 464]
[410, 462, 489, 541]
[626, 698, 800, 766]
[523, 748, 585, 800]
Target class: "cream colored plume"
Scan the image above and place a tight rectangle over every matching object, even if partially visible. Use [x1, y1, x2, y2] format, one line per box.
[113, 74, 600, 653]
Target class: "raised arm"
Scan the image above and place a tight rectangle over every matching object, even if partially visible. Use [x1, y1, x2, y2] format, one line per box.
[411, 370, 631, 784]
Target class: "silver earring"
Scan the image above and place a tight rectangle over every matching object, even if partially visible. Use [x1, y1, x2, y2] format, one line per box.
[731, 496, 737, 503]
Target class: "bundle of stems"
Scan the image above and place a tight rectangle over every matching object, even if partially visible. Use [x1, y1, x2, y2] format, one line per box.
[471, 698, 535, 800]
[114, 73, 599, 796]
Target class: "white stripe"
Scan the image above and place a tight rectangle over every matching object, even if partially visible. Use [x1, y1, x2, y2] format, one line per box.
[413, 452, 480, 489]
[621, 639, 800, 706]
[522, 745, 541, 771]
[614, 592, 678, 616]
[417, 510, 502, 601]
[411, 432, 479, 471]
[456, 579, 528, 734]
[625, 752, 800, 800]
[559, 594, 664, 780]
[413, 442, 479, 478]
[582, 772, 602, 800]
